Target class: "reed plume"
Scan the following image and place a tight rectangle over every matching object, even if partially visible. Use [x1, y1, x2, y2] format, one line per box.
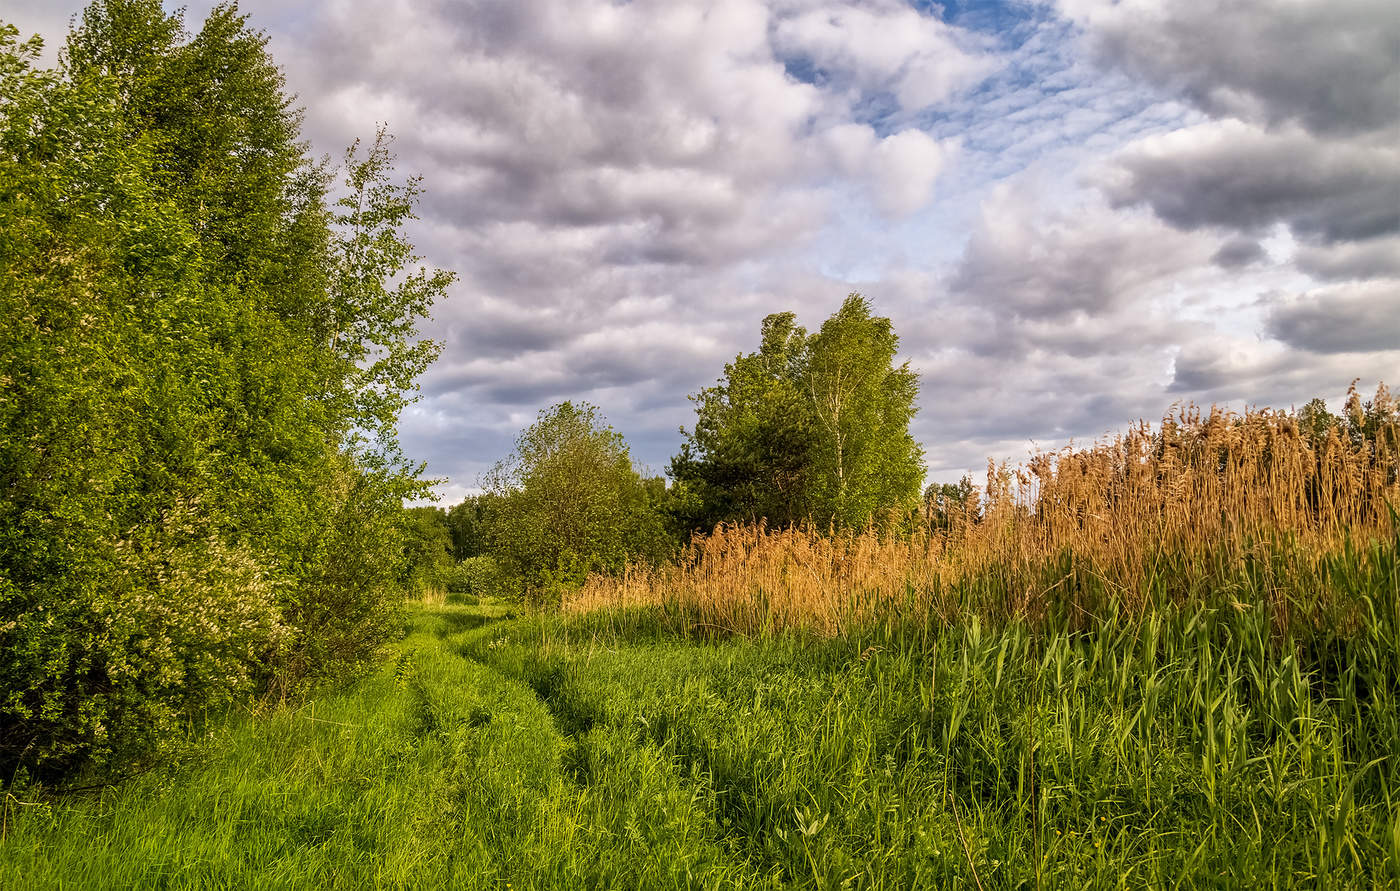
[568, 390, 1399, 636]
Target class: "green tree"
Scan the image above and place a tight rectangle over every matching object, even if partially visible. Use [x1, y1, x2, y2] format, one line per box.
[401, 507, 455, 594]
[483, 403, 672, 600]
[924, 475, 979, 530]
[669, 312, 815, 529]
[1297, 397, 1340, 446]
[0, 1, 452, 779]
[671, 294, 924, 531]
[446, 495, 492, 561]
[803, 294, 924, 527]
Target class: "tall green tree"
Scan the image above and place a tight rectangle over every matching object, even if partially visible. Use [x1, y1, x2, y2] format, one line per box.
[0, 1, 452, 779]
[483, 403, 672, 600]
[446, 495, 492, 561]
[400, 507, 455, 593]
[803, 295, 924, 527]
[669, 312, 815, 529]
[671, 294, 924, 531]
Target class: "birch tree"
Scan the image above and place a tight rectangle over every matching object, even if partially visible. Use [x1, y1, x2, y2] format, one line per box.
[672, 294, 923, 531]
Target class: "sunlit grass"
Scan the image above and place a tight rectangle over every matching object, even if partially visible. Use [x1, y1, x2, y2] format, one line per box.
[4, 582, 1396, 887]
[4, 399, 1396, 888]
[569, 401, 1397, 637]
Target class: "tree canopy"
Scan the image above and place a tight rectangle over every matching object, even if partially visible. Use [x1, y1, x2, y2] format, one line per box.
[482, 402, 672, 599]
[671, 294, 924, 531]
[0, 1, 451, 779]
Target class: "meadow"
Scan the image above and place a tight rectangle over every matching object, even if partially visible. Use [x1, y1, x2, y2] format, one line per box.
[2, 400, 1397, 888]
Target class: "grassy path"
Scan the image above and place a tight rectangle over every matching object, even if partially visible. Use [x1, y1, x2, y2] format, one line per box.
[0, 603, 772, 889]
[3, 600, 1396, 888]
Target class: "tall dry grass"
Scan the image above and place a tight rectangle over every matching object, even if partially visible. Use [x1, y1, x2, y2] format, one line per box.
[568, 391, 1399, 636]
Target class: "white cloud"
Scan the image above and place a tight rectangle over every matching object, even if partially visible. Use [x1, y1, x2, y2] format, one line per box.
[12, 0, 1395, 498]
[821, 124, 952, 216]
[773, 1, 994, 111]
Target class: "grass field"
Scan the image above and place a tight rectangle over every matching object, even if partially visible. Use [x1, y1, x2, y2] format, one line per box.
[4, 403, 1397, 888]
[2, 583, 1396, 889]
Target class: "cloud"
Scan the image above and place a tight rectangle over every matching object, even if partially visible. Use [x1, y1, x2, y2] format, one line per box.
[949, 182, 1213, 322]
[1097, 120, 1400, 244]
[1056, 0, 1400, 135]
[823, 124, 952, 216]
[1211, 237, 1266, 270]
[773, 1, 995, 111]
[1294, 237, 1400, 282]
[1167, 333, 1395, 411]
[1266, 281, 1400, 354]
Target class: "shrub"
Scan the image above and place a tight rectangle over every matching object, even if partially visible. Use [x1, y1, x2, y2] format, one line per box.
[0, 5, 449, 779]
[0, 503, 285, 779]
[448, 556, 506, 602]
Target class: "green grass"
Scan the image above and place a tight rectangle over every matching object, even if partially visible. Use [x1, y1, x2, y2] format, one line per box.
[3, 564, 1397, 889]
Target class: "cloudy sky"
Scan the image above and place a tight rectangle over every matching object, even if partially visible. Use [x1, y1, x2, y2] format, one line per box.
[9, 0, 1399, 502]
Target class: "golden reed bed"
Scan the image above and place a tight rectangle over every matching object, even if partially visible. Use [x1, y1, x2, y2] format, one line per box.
[568, 389, 1399, 635]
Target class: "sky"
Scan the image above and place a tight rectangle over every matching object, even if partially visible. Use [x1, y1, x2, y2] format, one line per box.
[6, 0, 1398, 503]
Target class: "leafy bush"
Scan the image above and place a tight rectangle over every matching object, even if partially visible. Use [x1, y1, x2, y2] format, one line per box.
[400, 506, 455, 600]
[447, 557, 506, 602]
[0, 503, 285, 777]
[0, 3, 450, 780]
[481, 402, 676, 603]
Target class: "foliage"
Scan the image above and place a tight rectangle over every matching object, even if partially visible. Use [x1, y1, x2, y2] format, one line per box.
[671, 294, 924, 532]
[3, 594, 1395, 887]
[670, 311, 816, 530]
[923, 475, 978, 531]
[481, 402, 673, 602]
[0, 2, 450, 779]
[446, 495, 493, 560]
[803, 295, 924, 527]
[446, 556, 506, 601]
[400, 506, 454, 595]
[0, 502, 286, 776]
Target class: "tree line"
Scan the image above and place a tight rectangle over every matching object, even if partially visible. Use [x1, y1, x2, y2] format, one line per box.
[404, 294, 930, 603]
[1, 1, 451, 780]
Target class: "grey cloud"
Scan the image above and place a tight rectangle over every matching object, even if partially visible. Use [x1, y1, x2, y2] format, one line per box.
[441, 302, 575, 359]
[1099, 121, 1400, 244]
[1168, 345, 1241, 393]
[290, 0, 832, 246]
[1059, 0, 1400, 136]
[950, 189, 1211, 322]
[1167, 336, 1395, 413]
[910, 342, 1182, 480]
[1295, 238, 1400, 283]
[1265, 282, 1400, 354]
[1211, 237, 1265, 270]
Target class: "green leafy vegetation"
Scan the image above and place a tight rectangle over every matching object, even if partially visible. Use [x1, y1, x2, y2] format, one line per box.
[5, 578, 1396, 887]
[3, 3, 1397, 886]
[479, 401, 675, 602]
[670, 294, 924, 531]
[0, 1, 451, 781]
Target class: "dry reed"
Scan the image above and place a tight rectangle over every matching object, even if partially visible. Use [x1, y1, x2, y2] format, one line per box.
[568, 393, 1399, 635]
